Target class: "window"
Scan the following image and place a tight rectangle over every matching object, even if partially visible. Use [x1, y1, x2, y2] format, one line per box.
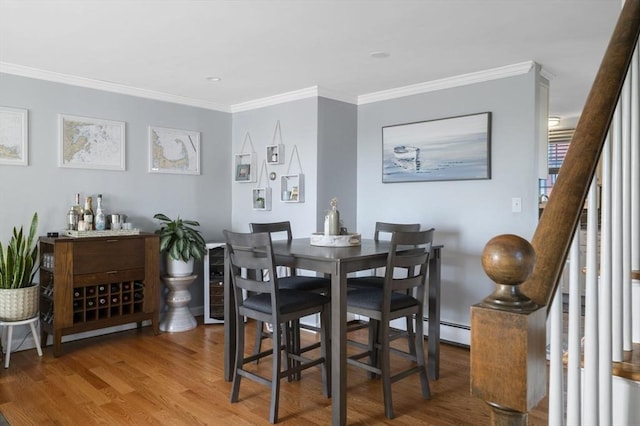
[539, 129, 574, 199]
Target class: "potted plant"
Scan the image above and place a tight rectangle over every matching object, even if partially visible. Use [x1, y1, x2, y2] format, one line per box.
[255, 197, 265, 209]
[0, 213, 40, 321]
[153, 213, 206, 277]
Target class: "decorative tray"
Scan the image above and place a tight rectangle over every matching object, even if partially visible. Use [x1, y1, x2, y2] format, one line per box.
[64, 229, 141, 238]
[310, 232, 361, 247]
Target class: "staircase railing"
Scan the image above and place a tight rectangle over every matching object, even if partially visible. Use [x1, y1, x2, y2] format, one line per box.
[470, 0, 640, 424]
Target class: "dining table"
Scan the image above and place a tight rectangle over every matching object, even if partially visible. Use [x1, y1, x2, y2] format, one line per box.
[223, 237, 443, 425]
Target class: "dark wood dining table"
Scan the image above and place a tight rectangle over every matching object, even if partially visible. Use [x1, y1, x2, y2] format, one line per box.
[223, 238, 443, 426]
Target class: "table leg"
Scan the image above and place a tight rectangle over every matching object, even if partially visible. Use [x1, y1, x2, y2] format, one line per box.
[331, 266, 347, 425]
[428, 247, 441, 380]
[224, 248, 235, 382]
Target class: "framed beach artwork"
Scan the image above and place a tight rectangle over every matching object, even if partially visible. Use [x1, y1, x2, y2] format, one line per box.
[382, 112, 491, 183]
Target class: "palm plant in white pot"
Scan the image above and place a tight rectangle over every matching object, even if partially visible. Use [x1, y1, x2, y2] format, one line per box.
[0, 212, 40, 321]
[153, 213, 206, 277]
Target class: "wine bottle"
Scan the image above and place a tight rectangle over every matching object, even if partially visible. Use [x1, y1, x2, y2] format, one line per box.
[122, 294, 130, 302]
[87, 287, 96, 296]
[98, 285, 107, 294]
[95, 194, 106, 231]
[87, 299, 95, 307]
[111, 296, 119, 304]
[98, 297, 107, 305]
[73, 289, 81, 298]
[83, 196, 95, 230]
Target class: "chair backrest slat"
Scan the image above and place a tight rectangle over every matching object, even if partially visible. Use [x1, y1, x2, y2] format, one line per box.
[374, 222, 420, 241]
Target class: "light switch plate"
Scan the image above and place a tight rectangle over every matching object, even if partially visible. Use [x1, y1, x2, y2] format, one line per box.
[512, 197, 522, 213]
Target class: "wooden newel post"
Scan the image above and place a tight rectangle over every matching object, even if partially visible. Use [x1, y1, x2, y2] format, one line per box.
[470, 234, 547, 425]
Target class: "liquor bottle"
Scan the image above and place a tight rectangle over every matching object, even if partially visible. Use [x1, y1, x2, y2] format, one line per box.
[83, 196, 95, 230]
[73, 193, 84, 219]
[95, 194, 106, 231]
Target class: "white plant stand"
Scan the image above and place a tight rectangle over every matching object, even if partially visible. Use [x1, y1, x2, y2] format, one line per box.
[0, 315, 43, 368]
[159, 275, 198, 332]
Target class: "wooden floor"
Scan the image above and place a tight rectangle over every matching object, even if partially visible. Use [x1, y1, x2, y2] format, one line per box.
[0, 318, 549, 425]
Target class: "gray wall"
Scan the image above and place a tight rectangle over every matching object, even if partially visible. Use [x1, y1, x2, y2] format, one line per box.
[317, 97, 358, 233]
[0, 72, 232, 318]
[357, 70, 541, 333]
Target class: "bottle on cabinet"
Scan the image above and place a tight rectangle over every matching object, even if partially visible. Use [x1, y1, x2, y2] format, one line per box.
[95, 194, 106, 231]
[67, 193, 83, 230]
[83, 196, 95, 230]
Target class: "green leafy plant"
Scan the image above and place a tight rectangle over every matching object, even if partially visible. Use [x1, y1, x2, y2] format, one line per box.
[153, 213, 206, 262]
[0, 212, 39, 289]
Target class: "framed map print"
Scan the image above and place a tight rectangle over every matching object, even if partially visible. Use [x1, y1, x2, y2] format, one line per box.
[149, 126, 200, 175]
[0, 106, 28, 166]
[59, 114, 126, 170]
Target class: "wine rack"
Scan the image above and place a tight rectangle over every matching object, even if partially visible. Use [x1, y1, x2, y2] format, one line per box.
[203, 242, 225, 324]
[38, 234, 159, 356]
[71, 282, 146, 323]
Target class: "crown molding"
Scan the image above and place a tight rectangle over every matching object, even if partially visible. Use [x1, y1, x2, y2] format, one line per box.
[230, 86, 319, 113]
[0, 62, 231, 112]
[2, 60, 542, 113]
[357, 61, 537, 105]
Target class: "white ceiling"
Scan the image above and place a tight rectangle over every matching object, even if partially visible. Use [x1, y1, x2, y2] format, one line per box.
[0, 0, 621, 122]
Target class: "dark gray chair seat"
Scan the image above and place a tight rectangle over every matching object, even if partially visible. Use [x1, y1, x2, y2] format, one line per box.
[346, 288, 419, 312]
[243, 289, 330, 315]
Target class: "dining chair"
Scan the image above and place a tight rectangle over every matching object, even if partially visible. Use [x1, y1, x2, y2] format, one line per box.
[224, 230, 331, 424]
[346, 228, 434, 419]
[346, 222, 421, 369]
[249, 221, 331, 371]
[347, 221, 421, 290]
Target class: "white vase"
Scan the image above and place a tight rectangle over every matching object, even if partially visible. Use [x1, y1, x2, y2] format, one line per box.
[166, 257, 194, 277]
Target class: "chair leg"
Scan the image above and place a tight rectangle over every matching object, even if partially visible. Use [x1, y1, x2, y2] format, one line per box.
[379, 319, 394, 419]
[320, 307, 331, 398]
[414, 313, 431, 399]
[406, 315, 416, 356]
[368, 319, 380, 379]
[253, 320, 265, 363]
[291, 319, 301, 381]
[230, 315, 245, 403]
[269, 321, 282, 424]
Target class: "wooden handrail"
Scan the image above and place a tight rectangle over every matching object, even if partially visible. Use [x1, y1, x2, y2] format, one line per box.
[521, 0, 640, 308]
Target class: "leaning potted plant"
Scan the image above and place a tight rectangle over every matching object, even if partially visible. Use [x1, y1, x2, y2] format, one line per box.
[153, 213, 206, 277]
[0, 213, 40, 321]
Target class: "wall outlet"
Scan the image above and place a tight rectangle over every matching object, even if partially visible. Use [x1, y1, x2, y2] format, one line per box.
[511, 197, 522, 213]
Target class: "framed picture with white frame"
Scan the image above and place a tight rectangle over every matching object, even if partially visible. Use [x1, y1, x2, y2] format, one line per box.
[58, 114, 126, 170]
[0, 106, 28, 166]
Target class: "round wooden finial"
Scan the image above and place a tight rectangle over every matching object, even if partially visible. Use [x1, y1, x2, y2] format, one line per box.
[481, 234, 538, 310]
